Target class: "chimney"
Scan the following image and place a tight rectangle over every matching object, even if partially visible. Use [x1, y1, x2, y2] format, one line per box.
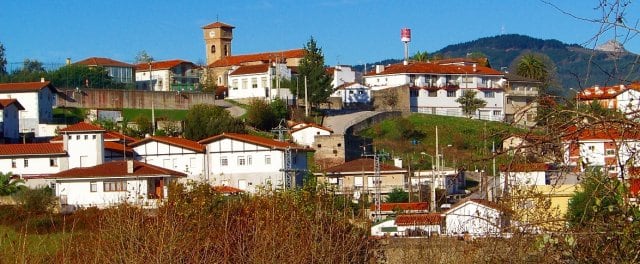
[66, 58, 71, 65]
[403, 60, 408, 66]
[594, 85, 600, 91]
[127, 160, 134, 174]
[40, 77, 45, 83]
[375, 65, 384, 74]
[473, 64, 477, 72]
[394, 157, 403, 168]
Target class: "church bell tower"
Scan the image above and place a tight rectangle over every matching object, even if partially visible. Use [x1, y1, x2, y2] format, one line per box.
[202, 21, 234, 66]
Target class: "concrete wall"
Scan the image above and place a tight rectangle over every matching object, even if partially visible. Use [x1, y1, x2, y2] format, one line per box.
[57, 89, 218, 110]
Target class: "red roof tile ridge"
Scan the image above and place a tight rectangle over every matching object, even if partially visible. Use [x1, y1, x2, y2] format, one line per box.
[59, 122, 105, 132]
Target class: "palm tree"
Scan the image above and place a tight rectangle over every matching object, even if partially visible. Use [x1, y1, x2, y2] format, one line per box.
[0, 172, 24, 196]
[516, 53, 549, 83]
[412, 51, 429, 62]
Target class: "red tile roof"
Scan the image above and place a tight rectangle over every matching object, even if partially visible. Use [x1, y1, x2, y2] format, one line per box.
[334, 82, 366, 91]
[58, 122, 105, 133]
[229, 64, 270, 76]
[577, 85, 626, 100]
[499, 163, 551, 172]
[289, 123, 333, 134]
[105, 131, 137, 143]
[212, 185, 244, 194]
[202, 21, 235, 29]
[371, 202, 430, 212]
[0, 99, 25, 110]
[323, 158, 406, 174]
[130, 136, 204, 153]
[48, 160, 186, 179]
[445, 199, 503, 213]
[365, 61, 502, 76]
[198, 132, 311, 151]
[0, 143, 65, 156]
[135, 60, 197, 71]
[0, 81, 57, 93]
[74, 57, 133, 68]
[562, 124, 640, 141]
[395, 213, 442, 226]
[209, 49, 305, 67]
[104, 141, 133, 155]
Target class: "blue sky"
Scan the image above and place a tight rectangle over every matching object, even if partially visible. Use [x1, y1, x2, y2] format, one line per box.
[1, 1, 639, 68]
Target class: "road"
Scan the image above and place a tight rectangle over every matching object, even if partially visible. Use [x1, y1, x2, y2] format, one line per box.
[322, 110, 380, 134]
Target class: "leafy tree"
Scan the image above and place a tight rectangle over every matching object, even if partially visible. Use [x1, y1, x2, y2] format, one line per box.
[132, 115, 152, 138]
[0, 172, 24, 196]
[270, 98, 289, 120]
[135, 50, 154, 64]
[0, 41, 6, 76]
[8, 59, 46, 82]
[48, 64, 120, 89]
[294, 37, 332, 107]
[412, 50, 429, 62]
[385, 187, 409, 203]
[246, 99, 277, 131]
[566, 169, 624, 226]
[183, 103, 245, 141]
[455, 90, 487, 117]
[14, 186, 55, 214]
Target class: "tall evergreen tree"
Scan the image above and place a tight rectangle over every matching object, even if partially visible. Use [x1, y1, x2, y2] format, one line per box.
[0, 42, 6, 76]
[295, 37, 332, 107]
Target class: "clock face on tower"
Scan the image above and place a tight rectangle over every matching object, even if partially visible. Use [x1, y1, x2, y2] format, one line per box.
[209, 31, 216, 38]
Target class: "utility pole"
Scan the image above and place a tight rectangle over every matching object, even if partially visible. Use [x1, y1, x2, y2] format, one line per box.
[304, 75, 309, 117]
[149, 62, 156, 135]
[433, 126, 439, 212]
[363, 147, 388, 222]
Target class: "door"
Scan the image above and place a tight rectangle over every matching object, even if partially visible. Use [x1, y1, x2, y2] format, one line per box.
[154, 178, 164, 199]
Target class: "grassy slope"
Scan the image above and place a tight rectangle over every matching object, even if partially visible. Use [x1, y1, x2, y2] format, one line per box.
[358, 113, 525, 170]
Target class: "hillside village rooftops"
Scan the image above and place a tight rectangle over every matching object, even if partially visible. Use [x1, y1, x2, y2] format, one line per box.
[562, 124, 640, 141]
[0, 143, 65, 156]
[201, 21, 235, 29]
[229, 64, 270, 76]
[0, 99, 25, 110]
[370, 202, 430, 212]
[322, 158, 406, 174]
[395, 213, 442, 226]
[0, 81, 58, 93]
[130, 136, 205, 153]
[499, 163, 552, 172]
[576, 83, 640, 100]
[198, 132, 312, 151]
[208, 49, 305, 67]
[104, 141, 133, 155]
[135, 60, 197, 71]
[47, 160, 187, 179]
[75, 57, 134, 68]
[365, 61, 503, 76]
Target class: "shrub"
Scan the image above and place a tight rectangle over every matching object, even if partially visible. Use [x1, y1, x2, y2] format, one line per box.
[14, 187, 56, 214]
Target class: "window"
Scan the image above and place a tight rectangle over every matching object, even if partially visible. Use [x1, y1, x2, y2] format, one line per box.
[84, 135, 88, 140]
[247, 155, 252, 165]
[220, 156, 228, 166]
[238, 156, 246, 166]
[76, 135, 80, 140]
[493, 110, 501, 116]
[24, 159, 29, 168]
[484, 91, 495, 98]
[410, 90, 419, 97]
[349, 90, 354, 94]
[447, 90, 456, 97]
[224, 45, 229, 56]
[292, 156, 298, 164]
[251, 78, 258, 88]
[588, 146, 596, 152]
[428, 90, 437, 97]
[265, 155, 271, 165]
[241, 79, 248, 89]
[90, 182, 97, 192]
[606, 149, 615, 156]
[231, 80, 238, 90]
[261, 77, 268, 88]
[210, 45, 216, 53]
[103, 181, 126, 192]
[11, 159, 16, 168]
[92, 135, 96, 139]
[317, 144, 322, 148]
[608, 165, 617, 172]
[507, 98, 513, 104]
[68, 135, 72, 140]
[49, 158, 57, 167]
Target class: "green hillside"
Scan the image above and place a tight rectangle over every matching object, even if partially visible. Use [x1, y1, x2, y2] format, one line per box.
[358, 113, 525, 171]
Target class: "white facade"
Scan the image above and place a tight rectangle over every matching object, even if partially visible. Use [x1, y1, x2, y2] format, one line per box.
[330, 83, 371, 104]
[564, 136, 640, 177]
[0, 154, 67, 179]
[55, 177, 159, 208]
[135, 60, 200, 92]
[498, 170, 547, 187]
[444, 200, 502, 237]
[0, 100, 22, 142]
[0, 83, 56, 137]
[62, 131, 104, 168]
[131, 138, 206, 182]
[227, 63, 291, 100]
[290, 124, 332, 147]
[200, 134, 310, 193]
[613, 88, 640, 116]
[330, 65, 356, 88]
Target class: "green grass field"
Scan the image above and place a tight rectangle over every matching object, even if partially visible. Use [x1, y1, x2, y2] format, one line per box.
[0, 225, 69, 261]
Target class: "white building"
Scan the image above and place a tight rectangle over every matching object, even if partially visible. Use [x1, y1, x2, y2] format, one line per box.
[327, 65, 356, 88]
[0, 143, 67, 180]
[443, 199, 503, 237]
[576, 83, 640, 119]
[0, 81, 57, 137]
[227, 63, 292, 100]
[364, 60, 505, 121]
[130, 136, 206, 182]
[503, 73, 540, 127]
[58, 122, 105, 168]
[0, 99, 25, 143]
[330, 82, 371, 105]
[135, 60, 200, 92]
[45, 160, 185, 208]
[290, 122, 333, 147]
[198, 133, 313, 192]
[371, 213, 442, 237]
[498, 163, 551, 188]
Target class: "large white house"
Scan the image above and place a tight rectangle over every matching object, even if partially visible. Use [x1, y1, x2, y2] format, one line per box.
[330, 82, 371, 105]
[227, 63, 292, 100]
[198, 133, 313, 192]
[45, 160, 185, 208]
[576, 83, 640, 119]
[0, 81, 57, 137]
[327, 65, 356, 88]
[443, 199, 504, 237]
[0, 99, 25, 143]
[135, 60, 200, 92]
[129, 135, 206, 182]
[0, 143, 67, 179]
[364, 60, 505, 121]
